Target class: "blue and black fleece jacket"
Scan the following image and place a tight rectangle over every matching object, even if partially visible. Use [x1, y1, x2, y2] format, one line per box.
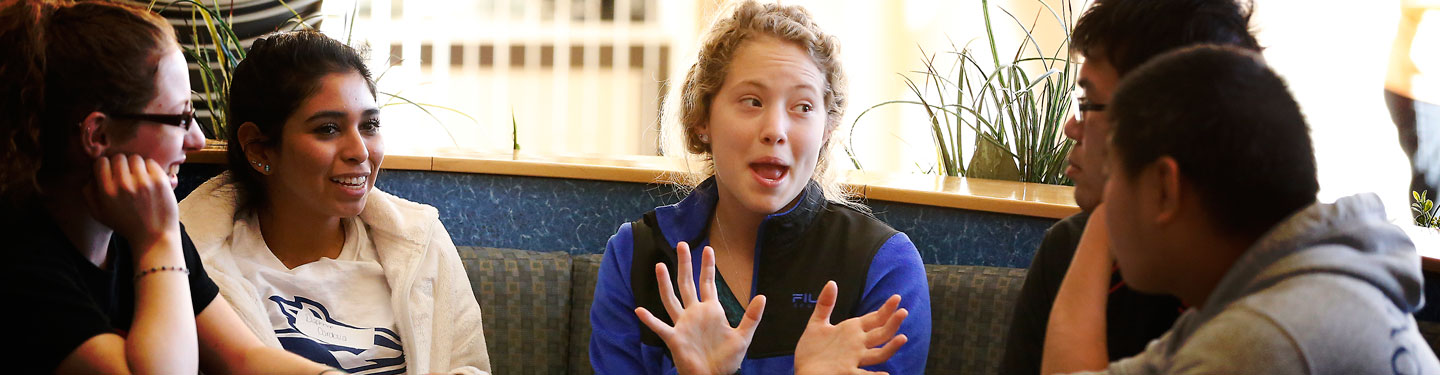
[589, 177, 931, 374]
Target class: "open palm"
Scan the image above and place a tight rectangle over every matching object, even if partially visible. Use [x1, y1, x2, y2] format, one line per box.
[634, 242, 766, 375]
[793, 281, 909, 375]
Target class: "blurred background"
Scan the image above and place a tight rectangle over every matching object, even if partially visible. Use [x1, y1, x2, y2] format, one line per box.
[164, 0, 1423, 224]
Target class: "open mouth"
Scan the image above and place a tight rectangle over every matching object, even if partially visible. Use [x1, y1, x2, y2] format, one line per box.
[167, 163, 181, 188]
[749, 159, 789, 188]
[330, 175, 368, 189]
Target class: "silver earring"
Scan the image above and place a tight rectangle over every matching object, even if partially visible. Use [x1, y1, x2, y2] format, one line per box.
[699, 134, 709, 143]
[253, 160, 270, 173]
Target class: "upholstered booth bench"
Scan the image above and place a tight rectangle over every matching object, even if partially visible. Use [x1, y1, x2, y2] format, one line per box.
[461, 246, 1028, 375]
[172, 156, 1440, 374]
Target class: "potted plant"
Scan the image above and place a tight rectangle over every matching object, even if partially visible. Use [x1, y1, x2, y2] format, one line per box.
[146, 0, 324, 143]
[148, 0, 477, 149]
[849, 0, 1077, 185]
[1417, 190, 1440, 230]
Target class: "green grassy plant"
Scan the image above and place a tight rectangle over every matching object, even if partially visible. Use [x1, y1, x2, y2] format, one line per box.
[848, 0, 1076, 185]
[153, 0, 471, 148]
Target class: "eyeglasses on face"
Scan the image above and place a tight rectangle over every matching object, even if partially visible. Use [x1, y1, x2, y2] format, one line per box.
[109, 109, 197, 131]
[1070, 89, 1107, 123]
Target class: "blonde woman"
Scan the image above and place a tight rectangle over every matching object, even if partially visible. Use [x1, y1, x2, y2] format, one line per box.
[589, 1, 931, 374]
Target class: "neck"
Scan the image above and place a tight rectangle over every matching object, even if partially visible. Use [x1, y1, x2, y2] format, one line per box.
[705, 186, 766, 259]
[710, 193, 762, 257]
[42, 188, 113, 267]
[257, 198, 344, 269]
[1170, 230, 1253, 309]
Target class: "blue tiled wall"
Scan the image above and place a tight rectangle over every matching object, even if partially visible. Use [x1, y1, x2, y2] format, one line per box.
[178, 164, 1057, 268]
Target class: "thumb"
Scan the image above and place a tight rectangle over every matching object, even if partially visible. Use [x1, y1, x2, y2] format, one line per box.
[736, 294, 766, 341]
[808, 280, 838, 325]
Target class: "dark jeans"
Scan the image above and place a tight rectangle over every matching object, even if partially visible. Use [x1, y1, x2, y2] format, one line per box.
[1385, 89, 1440, 222]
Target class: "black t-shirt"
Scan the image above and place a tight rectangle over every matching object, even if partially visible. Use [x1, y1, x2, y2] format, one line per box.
[998, 211, 1186, 375]
[1, 209, 219, 373]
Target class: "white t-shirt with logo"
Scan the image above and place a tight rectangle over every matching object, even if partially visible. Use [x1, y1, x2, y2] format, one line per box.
[230, 213, 405, 375]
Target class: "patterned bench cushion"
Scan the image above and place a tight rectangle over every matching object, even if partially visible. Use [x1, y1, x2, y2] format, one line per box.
[925, 264, 1028, 375]
[458, 246, 573, 375]
[569, 254, 604, 375]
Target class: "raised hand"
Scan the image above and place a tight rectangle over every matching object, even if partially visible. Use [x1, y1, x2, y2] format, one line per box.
[85, 154, 181, 254]
[794, 281, 909, 375]
[634, 241, 766, 375]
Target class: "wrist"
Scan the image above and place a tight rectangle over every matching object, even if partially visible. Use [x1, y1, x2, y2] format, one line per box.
[127, 223, 180, 244]
[129, 228, 184, 265]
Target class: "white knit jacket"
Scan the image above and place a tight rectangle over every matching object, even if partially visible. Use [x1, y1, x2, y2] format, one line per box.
[179, 172, 491, 375]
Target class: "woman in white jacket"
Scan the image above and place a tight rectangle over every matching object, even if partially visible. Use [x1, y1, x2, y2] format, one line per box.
[179, 30, 491, 375]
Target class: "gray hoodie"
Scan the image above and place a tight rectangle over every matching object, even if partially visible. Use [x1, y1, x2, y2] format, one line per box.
[1108, 193, 1440, 375]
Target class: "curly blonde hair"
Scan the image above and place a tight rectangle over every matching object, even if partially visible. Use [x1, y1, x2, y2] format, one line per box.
[668, 0, 858, 204]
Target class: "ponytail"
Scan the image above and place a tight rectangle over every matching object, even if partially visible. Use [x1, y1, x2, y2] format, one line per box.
[0, 0, 175, 205]
[0, 0, 53, 205]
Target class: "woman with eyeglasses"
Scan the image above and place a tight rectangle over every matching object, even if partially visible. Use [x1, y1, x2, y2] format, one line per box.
[0, 1, 340, 373]
[177, 29, 491, 375]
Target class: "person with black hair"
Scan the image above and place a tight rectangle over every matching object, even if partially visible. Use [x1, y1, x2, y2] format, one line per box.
[1001, 1, 1262, 373]
[1044, 44, 1440, 374]
[0, 1, 342, 373]
[178, 29, 492, 375]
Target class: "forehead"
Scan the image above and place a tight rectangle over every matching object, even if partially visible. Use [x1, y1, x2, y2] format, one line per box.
[296, 73, 376, 110]
[147, 49, 191, 111]
[1077, 57, 1120, 99]
[283, 72, 378, 125]
[723, 36, 825, 92]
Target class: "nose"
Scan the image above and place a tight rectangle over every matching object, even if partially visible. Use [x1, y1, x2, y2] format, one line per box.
[1063, 114, 1082, 142]
[339, 127, 369, 164]
[759, 107, 788, 146]
[182, 120, 205, 151]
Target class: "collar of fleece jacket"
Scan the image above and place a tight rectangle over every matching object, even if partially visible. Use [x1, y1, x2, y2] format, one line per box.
[654, 175, 826, 254]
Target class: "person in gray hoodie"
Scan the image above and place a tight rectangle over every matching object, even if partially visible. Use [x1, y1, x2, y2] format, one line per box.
[1041, 44, 1440, 374]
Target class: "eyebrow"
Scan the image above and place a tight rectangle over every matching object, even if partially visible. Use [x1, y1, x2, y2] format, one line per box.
[735, 79, 820, 95]
[304, 108, 381, 122]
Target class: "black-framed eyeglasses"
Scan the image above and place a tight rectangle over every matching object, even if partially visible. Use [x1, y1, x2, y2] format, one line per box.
[110, 109, 196, 131]
[1070, 96, 1107, 123]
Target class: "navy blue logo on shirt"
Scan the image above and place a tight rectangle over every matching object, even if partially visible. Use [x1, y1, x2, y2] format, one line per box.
[269, 295, 406, 375]
[792, 293, 818, 308]
[1387, 304, 1419, 375]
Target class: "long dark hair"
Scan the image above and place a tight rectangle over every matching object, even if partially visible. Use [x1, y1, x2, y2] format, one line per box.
[225, 29, 375, 212]
[0, 0, 176, 206]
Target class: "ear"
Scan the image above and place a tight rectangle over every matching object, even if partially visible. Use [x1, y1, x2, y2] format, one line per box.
[79, 112, 109, 158]
[236, 122, 273, 174]
[1150, 157, 1183, 224]
[695, 121, 710, 139]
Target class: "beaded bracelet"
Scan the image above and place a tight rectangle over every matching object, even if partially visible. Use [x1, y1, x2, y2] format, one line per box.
[133, 265, 189, 280]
